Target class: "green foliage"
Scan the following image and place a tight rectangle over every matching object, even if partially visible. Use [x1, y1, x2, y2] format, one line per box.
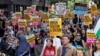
[50, 0, 90, 10]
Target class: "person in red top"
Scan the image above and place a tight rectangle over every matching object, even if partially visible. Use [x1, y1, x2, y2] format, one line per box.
[42, 38, 57, 56]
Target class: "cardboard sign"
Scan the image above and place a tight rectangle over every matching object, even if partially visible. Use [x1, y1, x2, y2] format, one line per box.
[26, 34, 35, 48]
[73, 3, 87, 14]
[84, 14, 92, 25]
[11, 17, 17, 26]
[55, 2, 66, 15]
[49, 18, 62, 36]
[24, 13, 31, 22]
[86, 29, 96, 44]
[18, 19, 27, 27]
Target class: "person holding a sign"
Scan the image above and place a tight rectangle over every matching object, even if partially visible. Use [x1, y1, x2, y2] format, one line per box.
[16, 30, 30, 56]
[72, 14, 82, 28]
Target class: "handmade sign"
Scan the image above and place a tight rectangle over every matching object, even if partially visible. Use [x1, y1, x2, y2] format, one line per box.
[49, 18, 62, 36]
[73, 3, 87, 14]
[55, 2, 66, 15]
[86, 29, 96, 44]
[84, 14, 92, 25]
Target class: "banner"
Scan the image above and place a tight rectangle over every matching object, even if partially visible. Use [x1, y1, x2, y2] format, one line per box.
[73, 3, 87, 14]
[86, 29, 96, 44]
[49, 18, 62, 36]
[55, 2, 66, 15]
[26, 34, 35, 48]
[84, 14, 92, 25]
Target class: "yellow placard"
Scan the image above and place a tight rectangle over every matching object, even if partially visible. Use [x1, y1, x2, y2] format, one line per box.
[27, 34, 35, 43]
[11, 17, 16, 22]
[24, 13, 31, 22]
[58, 15, 65, 22]
[67, 11, 74, 19]
[32, 16, 39, 22]
[16, 12, 22, 17]
[84, 14, 92, 25]
[18, 19, 27, 26]
[91, 4, 97, 15]
[42, 13, 49, 22]
[49, 18, 62, 36]
[91, 4, 97, 11]
[87, 29, 96, 38]
[26, 7, 32, 11]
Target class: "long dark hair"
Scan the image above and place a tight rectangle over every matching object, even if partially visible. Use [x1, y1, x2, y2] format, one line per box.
[35, 37, 43, 45]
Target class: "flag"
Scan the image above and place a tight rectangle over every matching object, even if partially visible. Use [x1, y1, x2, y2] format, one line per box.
[94, 18, 100, 38]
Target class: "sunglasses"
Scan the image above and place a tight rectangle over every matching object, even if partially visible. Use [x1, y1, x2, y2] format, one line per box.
[37, 39, 41, 41]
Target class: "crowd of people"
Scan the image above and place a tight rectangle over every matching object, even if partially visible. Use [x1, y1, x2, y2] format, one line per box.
[0, 8, 100, 56]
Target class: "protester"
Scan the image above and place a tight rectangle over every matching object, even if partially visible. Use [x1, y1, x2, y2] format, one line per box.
[72, 33, 85, 48]
[93, 39, 100, 56]
[41, 38, 57, 56]
[57, 35, 77, 56]
[34, 37, 43, 56]
[16, 30, 30, 56]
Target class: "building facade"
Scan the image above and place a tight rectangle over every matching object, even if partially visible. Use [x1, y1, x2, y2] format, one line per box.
[0, 0, 32, 17]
